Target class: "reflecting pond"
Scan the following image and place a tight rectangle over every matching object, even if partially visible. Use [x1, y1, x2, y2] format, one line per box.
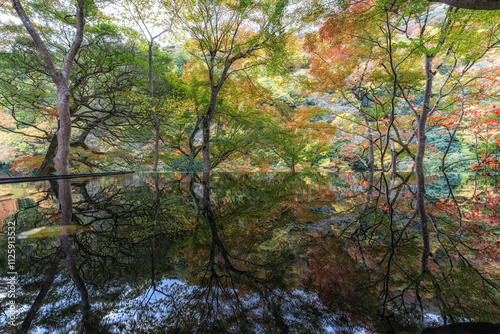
[0, 172, 499, 333]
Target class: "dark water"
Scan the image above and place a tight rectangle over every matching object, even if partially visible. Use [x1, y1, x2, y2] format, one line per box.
[0, 172, 499, 333]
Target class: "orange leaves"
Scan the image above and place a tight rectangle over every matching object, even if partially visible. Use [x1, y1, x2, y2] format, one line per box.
[9, 155, 44, 174]
[0, 112, 15, 128]
[470, 154, 500, 172]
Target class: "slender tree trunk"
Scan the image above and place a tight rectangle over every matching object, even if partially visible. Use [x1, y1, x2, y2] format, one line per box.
[202, 90, 218, 173]
[416, 55, 434, 274]
[360, 167, 374, 220]
[441, 107, 465, 171]
[363, 113, 375, 170]
[390, 139, 397, 181]
[149, 43, 160, 172]
[474, 133, 480, 166]
[380, 135, 389, 172]
[11, 0, 85, 176]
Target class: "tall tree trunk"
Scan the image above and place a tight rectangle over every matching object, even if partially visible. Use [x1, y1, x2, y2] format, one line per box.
[11, 0, 85, 176]
[416, 55, 434, 274]
[149, 43, 160, 172]
[54, 87, 72, 175]
[202, 90, 218, 173]
[359, 167, 374, 221]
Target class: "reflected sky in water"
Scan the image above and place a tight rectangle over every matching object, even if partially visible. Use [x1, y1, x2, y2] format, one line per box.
[0, 172, 499, 333]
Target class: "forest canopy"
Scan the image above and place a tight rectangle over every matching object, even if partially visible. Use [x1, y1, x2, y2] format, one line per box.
[0, 0, 499, 176]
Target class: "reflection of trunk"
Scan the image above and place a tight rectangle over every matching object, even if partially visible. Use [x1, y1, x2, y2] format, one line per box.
[19, 250, 64, 334]
[35, 133, 58, 176]
[21, 179, 91, 332]
[151, 173, 160, 289]
[192, 172, 293, 331]
[416, 55, 434, 274]
[62, 234, 91, 333]
[58, 178, 91, 332]
[201, 171, 236, 271]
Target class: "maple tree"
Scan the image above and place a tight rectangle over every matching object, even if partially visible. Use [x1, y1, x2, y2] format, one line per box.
[169, 0, 293, 174]
[0, 0, 498, 177]
[7, 0, 88, 175]
[115, 0, 183, 171]
[306, 0, 500, 175]
[0, 22, 159, 175]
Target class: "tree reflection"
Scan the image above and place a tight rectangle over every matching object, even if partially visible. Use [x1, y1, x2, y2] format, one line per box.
[304, 171, 500, 333]
[5, 175, 160, 333]
[1, 172, 498, 333]
[20, 179, 91, 333]
[175, 171, 328, 332]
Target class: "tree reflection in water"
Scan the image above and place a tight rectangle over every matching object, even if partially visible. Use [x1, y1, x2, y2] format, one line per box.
[0, 172, 498, 333]
[304, 171, 500, 333]
[19, 179, 91, 334]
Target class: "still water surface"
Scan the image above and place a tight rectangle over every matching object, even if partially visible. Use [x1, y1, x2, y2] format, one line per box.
[0, 172, 499, 333]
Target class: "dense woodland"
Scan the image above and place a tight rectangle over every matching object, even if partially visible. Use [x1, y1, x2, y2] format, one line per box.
[1, 1, 500, 332]
[0, 0, 500, 177]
